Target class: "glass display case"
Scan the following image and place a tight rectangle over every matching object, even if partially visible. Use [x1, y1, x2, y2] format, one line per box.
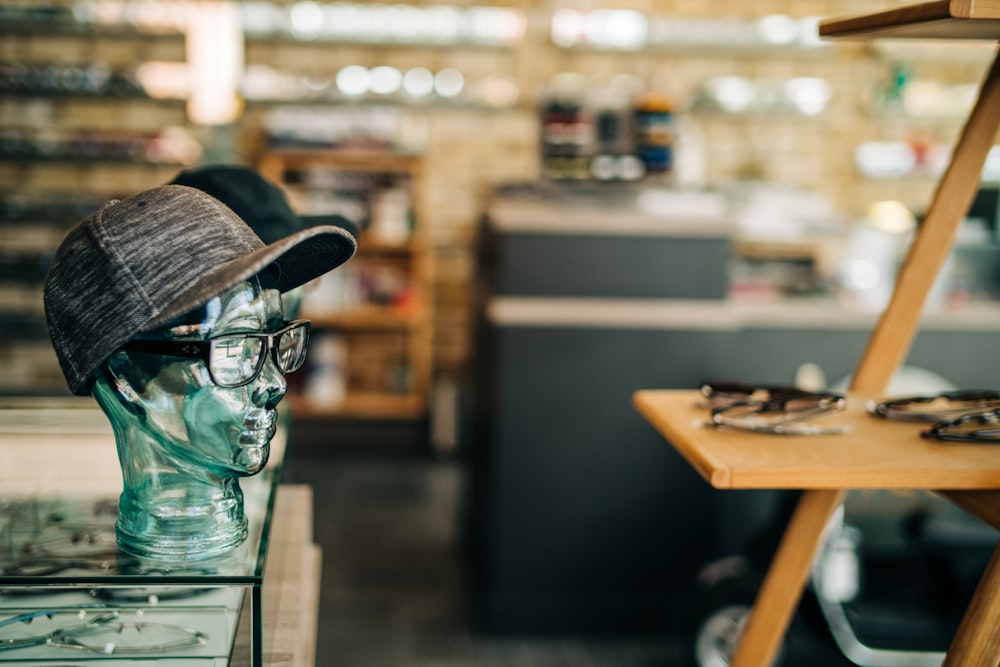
[0, 398, 286, 666]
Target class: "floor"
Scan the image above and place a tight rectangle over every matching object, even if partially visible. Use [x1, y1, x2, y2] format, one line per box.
[281, 432, 687, 667]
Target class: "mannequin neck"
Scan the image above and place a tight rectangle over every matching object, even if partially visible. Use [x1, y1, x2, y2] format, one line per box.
[93, 380, 248, 560]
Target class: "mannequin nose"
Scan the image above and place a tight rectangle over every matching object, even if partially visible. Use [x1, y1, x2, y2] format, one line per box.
[252, 356, 287, 408]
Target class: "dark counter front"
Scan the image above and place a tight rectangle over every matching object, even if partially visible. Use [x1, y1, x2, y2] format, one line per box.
[468, 322, 722, 633]
[468, 298, 1000, 634]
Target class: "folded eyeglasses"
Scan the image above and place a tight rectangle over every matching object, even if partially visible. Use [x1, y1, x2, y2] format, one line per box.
[868, 389, 1000, 423]
[868, 389, 1000, 444]
[921, 409, 1000, 443]
[699, 381, 849, 436]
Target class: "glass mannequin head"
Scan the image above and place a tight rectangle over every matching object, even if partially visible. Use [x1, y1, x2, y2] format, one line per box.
[43, 184, 356, 561]
[92, 271, 309, 559]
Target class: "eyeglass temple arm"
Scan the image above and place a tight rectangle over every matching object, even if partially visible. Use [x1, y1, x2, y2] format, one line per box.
[122, 339, 210, 361]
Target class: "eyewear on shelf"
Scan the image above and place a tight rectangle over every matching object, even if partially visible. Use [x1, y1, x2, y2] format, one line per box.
[0, 557, 116, 577]
[0, 583, 213, 603]
[922, 409, 1000, 444]
[0, 607, 118, 651]
[2, 519, 118, 576]
[869, 389, 1000, 423]
[123, 319, 311, 388]
[48, 620, 209, 654]
[699, 380, 828, 409]
[700, 381, 849, 436]
[0, 607, 208, 654]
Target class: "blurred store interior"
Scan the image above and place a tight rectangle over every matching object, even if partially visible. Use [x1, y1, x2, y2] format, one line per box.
[3, 0, 1000, 664]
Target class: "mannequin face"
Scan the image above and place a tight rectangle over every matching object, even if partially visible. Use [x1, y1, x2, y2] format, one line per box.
[108, 275, 288, 476]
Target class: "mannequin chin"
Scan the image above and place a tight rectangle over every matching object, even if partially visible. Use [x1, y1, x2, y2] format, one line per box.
[92, 276, 286, 560]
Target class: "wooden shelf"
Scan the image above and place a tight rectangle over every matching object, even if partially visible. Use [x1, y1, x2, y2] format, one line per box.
[289, 392, 426, 420]
[355, 234, 419, 255]
[259, 148, 424, 175]
[633, 390, 1000, 490]
[819, 0, 1000, 40]
[305, 306, 423, 331]
[260, 148, 434, 422]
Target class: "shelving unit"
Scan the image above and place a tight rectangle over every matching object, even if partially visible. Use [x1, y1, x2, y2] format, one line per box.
[636, 3, 1000, 666]
[0, 13, 196, 397]
[258, 148, 434, 421]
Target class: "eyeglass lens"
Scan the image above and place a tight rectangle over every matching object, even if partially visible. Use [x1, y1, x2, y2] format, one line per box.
[208, 321, 309, 388]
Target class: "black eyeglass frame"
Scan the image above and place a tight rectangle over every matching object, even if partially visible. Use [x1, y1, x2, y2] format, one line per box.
[700, 381, 842, 409]
[921, 408, 1000, 443]
[699, 381, 849, 435]
[869, 389, 1000, 423]
[123, 319, 311, 389]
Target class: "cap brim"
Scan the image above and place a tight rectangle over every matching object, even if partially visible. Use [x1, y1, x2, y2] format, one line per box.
[301, 213, 359, 240]
[145, 223, 356, 330]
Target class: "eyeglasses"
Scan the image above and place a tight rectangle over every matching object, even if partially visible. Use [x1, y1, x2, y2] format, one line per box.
[699, 381, 826, 409]
[700, 381, 849, 436]
[47, 620, 208, 654]
[922, 409, 1000, 443]
[0, 606, 119, 651]
[869, 389, 1000, 423]
[124, 319, 311, 388]
[0, 607, 208, 654]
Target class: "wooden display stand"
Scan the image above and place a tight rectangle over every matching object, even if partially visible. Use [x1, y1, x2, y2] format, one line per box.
[635, 3, 1000, 665]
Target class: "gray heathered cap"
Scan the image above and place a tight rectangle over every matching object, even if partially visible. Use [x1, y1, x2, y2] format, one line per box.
[43, 184, 357, 396]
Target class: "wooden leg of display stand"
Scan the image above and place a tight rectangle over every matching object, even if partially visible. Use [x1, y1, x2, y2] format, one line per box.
[939, 489, 1000, 532]
[850, 45, 1000, 394]
[934, 490, 1000, 666]
[942, 537, 1000, 666]
[730, 489, 845, 667]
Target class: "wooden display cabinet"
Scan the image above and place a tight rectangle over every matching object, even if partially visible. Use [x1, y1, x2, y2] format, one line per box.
[259, 148, 433, 420]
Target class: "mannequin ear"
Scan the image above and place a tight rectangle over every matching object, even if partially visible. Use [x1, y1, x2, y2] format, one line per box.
[95, 350, 144, 417]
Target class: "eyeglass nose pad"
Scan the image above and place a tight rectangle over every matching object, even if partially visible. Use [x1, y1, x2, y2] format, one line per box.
[251, 354, 287, 409]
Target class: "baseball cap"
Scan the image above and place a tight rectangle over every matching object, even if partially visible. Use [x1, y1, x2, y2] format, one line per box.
[43, 184, 357, 396]
[169, 164, 358, 241]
